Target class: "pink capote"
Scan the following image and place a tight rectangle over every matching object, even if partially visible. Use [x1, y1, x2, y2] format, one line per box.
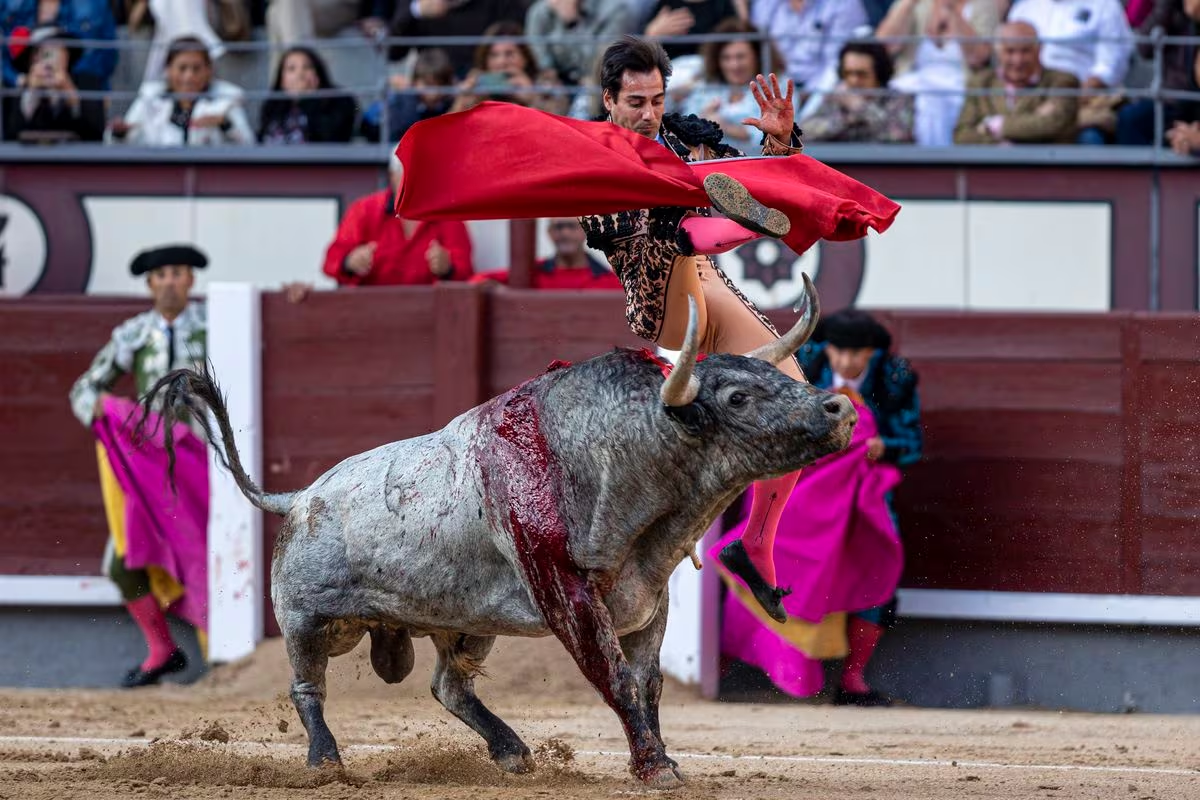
[393, 102, 900, 258]
[93, 395, 209, 632]
[708, 397, 903, 697]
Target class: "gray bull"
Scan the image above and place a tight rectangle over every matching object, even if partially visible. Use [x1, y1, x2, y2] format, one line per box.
[145, 281, 855, 789]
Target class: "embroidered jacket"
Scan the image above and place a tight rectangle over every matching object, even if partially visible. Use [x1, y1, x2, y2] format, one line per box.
[69, 302, 207, 426]
[798, 341, 923, 467]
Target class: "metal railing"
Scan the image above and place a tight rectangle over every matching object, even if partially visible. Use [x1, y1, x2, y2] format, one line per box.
[0, 28, 1197, 157]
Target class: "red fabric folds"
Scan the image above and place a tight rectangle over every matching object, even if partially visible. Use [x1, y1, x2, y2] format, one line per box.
[394, 102, 900, 256]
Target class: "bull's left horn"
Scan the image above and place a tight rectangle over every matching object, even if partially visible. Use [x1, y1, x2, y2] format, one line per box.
[744, 273, 820, 366]
[660, 295, 701, 407]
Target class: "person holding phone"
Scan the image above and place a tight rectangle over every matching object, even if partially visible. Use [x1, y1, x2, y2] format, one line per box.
[5, 25, 104, 142]
[449, 20, 569, 115]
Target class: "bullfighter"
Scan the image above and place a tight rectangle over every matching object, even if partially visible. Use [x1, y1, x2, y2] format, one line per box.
[394, 34, 901, 624]
[69, 244, 210, 687]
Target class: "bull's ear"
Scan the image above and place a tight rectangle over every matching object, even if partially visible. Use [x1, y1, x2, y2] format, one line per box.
[664, 402, 705, 435]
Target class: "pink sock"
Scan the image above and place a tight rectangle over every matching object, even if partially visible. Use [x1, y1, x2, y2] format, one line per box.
[126, 594, 176, 671]
[680, 216, 762, 255]
[740, 470, 801, 586]
[841, 617, 885, 694]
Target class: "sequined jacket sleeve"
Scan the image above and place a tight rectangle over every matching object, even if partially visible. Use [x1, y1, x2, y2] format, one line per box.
[69, 334, 127, 427]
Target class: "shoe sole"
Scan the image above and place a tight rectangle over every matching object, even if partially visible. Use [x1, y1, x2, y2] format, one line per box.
[703, 173, 791, 239]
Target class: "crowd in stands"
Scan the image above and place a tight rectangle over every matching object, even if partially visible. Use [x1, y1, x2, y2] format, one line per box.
[0, 0, 1196, 152]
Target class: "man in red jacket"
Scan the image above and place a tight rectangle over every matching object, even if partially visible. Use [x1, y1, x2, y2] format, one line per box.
[470, 217, 623, 290]
[322, 154, 473, 286]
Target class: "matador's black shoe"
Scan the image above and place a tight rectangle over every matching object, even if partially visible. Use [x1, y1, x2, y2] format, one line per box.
[703, 173, 791, 240]
[121, 648, 188, 688]
[718, 539, 790, 624]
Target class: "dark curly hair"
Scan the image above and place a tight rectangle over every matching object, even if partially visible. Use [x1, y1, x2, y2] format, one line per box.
[599, 34, 672, 102]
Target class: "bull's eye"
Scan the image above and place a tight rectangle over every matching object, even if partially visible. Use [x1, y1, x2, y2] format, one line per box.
[728, 391, 748, 407]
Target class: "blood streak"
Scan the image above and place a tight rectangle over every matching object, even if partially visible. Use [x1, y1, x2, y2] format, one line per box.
[489, 388, 631, 710]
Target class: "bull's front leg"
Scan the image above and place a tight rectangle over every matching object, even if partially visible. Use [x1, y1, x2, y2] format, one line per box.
[619, 590, 671, 748]
[490, 391, 682, 787]
[537, 566, 682, 788]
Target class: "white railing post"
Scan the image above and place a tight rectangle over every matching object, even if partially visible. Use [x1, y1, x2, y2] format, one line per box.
[205, 282, 263, 663]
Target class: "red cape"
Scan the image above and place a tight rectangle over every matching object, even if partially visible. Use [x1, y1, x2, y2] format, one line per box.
[394, 102, 900, 256]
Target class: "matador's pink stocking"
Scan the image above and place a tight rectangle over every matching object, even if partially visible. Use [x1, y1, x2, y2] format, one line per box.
[717, 470, 802, 624]
[680, 216, 762, 255]
[742, 470, 801, 586]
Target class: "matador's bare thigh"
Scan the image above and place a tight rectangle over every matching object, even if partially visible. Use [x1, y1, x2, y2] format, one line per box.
[695, 257, 804, 382]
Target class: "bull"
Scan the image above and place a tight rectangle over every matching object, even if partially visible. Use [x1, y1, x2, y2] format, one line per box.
[144, 278, 855, 789]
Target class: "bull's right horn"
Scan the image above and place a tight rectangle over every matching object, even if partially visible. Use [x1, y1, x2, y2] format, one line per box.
[744, 273, 820, 365]
[660, 295, 701, 407]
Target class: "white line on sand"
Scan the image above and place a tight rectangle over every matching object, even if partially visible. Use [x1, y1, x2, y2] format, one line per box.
[0, 735, 1195, 778]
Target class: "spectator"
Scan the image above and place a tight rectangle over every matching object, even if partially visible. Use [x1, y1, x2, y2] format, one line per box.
[5, 25, 104, 142]
[642, 0, 745, 60]
[68, 244, 211, 688]
[139, 0, 228, 85]
[388, 0, 527, 79]
[267, 0, 390, 50]
[953, 20, 1079, 144]
[322, 151, 473, 286]
[710, 308, 920, 707]
[800, 41, 915, 142]
[1115, 0, 1200, 150]
[448, 21, 569, 117]
[877, 0, 1000, 145]
[0, 0, 117, 89]
[750, 0, 869, 90]
[525, 0, 634, 86]
[110, 35, 255, 147]
[470, 217, 623, 289]
[361, 46, 455, 143]
[1007, 0, 1133, 143]
[679, 18, 785, 154]
[258, 46, 358, 143]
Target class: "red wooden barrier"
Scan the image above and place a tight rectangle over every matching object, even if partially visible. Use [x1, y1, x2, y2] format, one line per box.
[4, 293, 1197, 634]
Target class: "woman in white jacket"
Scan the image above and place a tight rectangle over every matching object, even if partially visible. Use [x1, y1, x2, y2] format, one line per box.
[111, 36, 254, 147]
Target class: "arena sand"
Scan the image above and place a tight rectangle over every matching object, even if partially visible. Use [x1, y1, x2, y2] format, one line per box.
[1, 635, 1197, 799]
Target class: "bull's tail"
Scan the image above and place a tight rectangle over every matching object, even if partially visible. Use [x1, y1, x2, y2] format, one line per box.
[138, 364, 297, 516]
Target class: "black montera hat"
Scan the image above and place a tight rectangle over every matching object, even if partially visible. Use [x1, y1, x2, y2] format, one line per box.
[130, 244, 209, 276]
[814, 308, 892, 351]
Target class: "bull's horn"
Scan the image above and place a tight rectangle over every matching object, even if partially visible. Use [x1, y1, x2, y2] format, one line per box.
[660, 295, 701, 407]
[744, 273, 820, 365]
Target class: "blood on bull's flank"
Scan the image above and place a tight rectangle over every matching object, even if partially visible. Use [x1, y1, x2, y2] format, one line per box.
[140, 283, 856, 789]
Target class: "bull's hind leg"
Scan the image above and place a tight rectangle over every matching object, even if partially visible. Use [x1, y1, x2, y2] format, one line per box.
[430, 632, 533, 773]
[284, 621, 341, 767]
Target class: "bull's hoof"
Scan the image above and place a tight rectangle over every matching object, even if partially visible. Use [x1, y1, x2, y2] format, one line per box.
[494, 750, 535, 774]
[306, 737, 342, 769]
[635, 762, 685, 789]
[307, 753, 343, 769]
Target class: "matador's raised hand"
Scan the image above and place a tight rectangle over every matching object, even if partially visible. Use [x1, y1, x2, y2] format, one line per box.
[741, 73, 795, 142]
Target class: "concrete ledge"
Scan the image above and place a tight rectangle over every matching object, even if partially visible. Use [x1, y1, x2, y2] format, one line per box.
[898, 589, 1200, 627]
[0, 576, 121, 606]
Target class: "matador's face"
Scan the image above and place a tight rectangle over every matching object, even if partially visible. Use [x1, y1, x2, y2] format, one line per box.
[603, 69, 666, 140]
